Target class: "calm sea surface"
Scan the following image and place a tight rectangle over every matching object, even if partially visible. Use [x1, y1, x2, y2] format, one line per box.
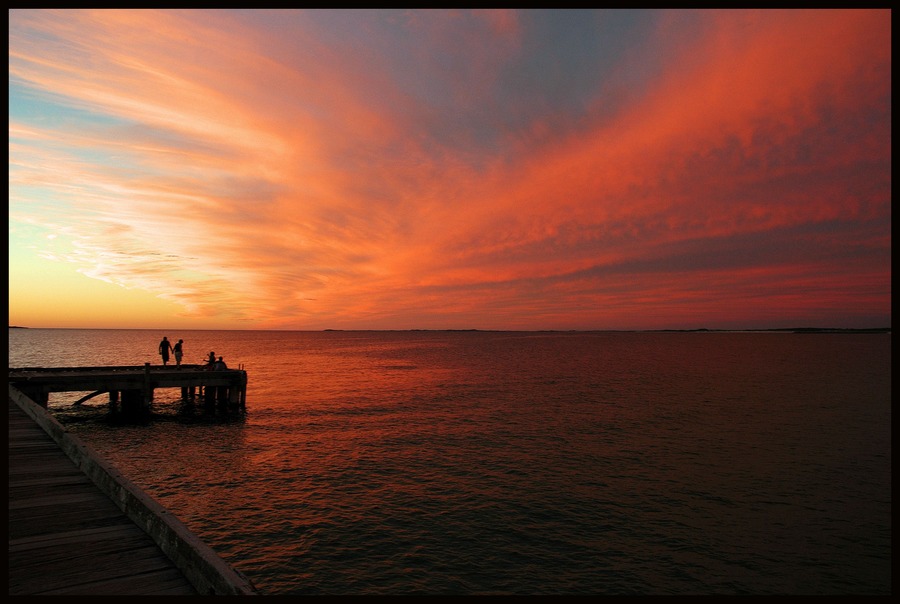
[8, 329, 891, 595]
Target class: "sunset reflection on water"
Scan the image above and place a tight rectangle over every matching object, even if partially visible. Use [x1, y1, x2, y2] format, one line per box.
[8, 329, 892, 595]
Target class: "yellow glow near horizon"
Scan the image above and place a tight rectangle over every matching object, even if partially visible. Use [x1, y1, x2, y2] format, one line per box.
[8, 253, 231, 329]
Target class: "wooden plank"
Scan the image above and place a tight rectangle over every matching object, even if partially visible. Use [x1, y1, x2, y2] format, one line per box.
[8, 398, 199, 595]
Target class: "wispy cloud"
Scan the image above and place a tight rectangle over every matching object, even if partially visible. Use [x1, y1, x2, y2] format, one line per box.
[8, 9, 891, 329]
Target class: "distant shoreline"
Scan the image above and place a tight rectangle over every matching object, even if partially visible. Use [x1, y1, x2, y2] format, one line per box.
[8, 325, 891, 334]
[647, 327, 892, 334]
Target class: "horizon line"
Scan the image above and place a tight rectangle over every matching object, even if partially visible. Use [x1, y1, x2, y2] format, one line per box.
[8, 325, 892, 333]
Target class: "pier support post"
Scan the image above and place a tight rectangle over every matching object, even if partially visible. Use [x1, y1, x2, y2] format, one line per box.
[121, 389, 143, 415]
[142, 363, 153, 409]
[203, 386, 217, 408]
[216, 386, 228, 407]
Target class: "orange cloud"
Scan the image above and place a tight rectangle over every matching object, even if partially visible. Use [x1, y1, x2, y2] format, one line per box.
[8, 9, 891, 330]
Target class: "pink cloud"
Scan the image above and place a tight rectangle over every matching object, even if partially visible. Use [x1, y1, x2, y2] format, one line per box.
[8, 9, 891, 329]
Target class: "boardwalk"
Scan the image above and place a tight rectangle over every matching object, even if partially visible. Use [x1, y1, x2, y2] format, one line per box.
[8, 387, 258, 595]
[8, 397, 198, 595]
[9, 364, 248, 412]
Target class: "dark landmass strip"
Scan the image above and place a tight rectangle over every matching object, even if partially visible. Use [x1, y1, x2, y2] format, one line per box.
[649, 327, 891, 334]
[325, 327, 891, 334]
[11, 326, 890, 334]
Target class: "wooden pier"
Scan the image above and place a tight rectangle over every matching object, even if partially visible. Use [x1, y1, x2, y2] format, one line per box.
[8, 385, 258, 595]
[8, 364, 247, 415]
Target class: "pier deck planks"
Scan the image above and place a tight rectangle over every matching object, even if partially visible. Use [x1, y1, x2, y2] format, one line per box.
[8, 397, 198, 595]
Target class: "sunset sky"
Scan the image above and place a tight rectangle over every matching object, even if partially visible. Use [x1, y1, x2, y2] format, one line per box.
[8, 9, 891, 331]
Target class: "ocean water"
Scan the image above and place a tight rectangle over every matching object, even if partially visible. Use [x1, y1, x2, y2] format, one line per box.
[7, 328, 892, 595]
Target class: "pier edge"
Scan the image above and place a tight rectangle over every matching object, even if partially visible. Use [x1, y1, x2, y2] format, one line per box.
[8, 384, 258, 596]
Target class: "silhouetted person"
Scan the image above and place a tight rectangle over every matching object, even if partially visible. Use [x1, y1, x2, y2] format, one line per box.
[214, 356, 228, 371]
[173, 339, 184, 367]
[206, 351, 216, 370]
[159, 336, 172, 366]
